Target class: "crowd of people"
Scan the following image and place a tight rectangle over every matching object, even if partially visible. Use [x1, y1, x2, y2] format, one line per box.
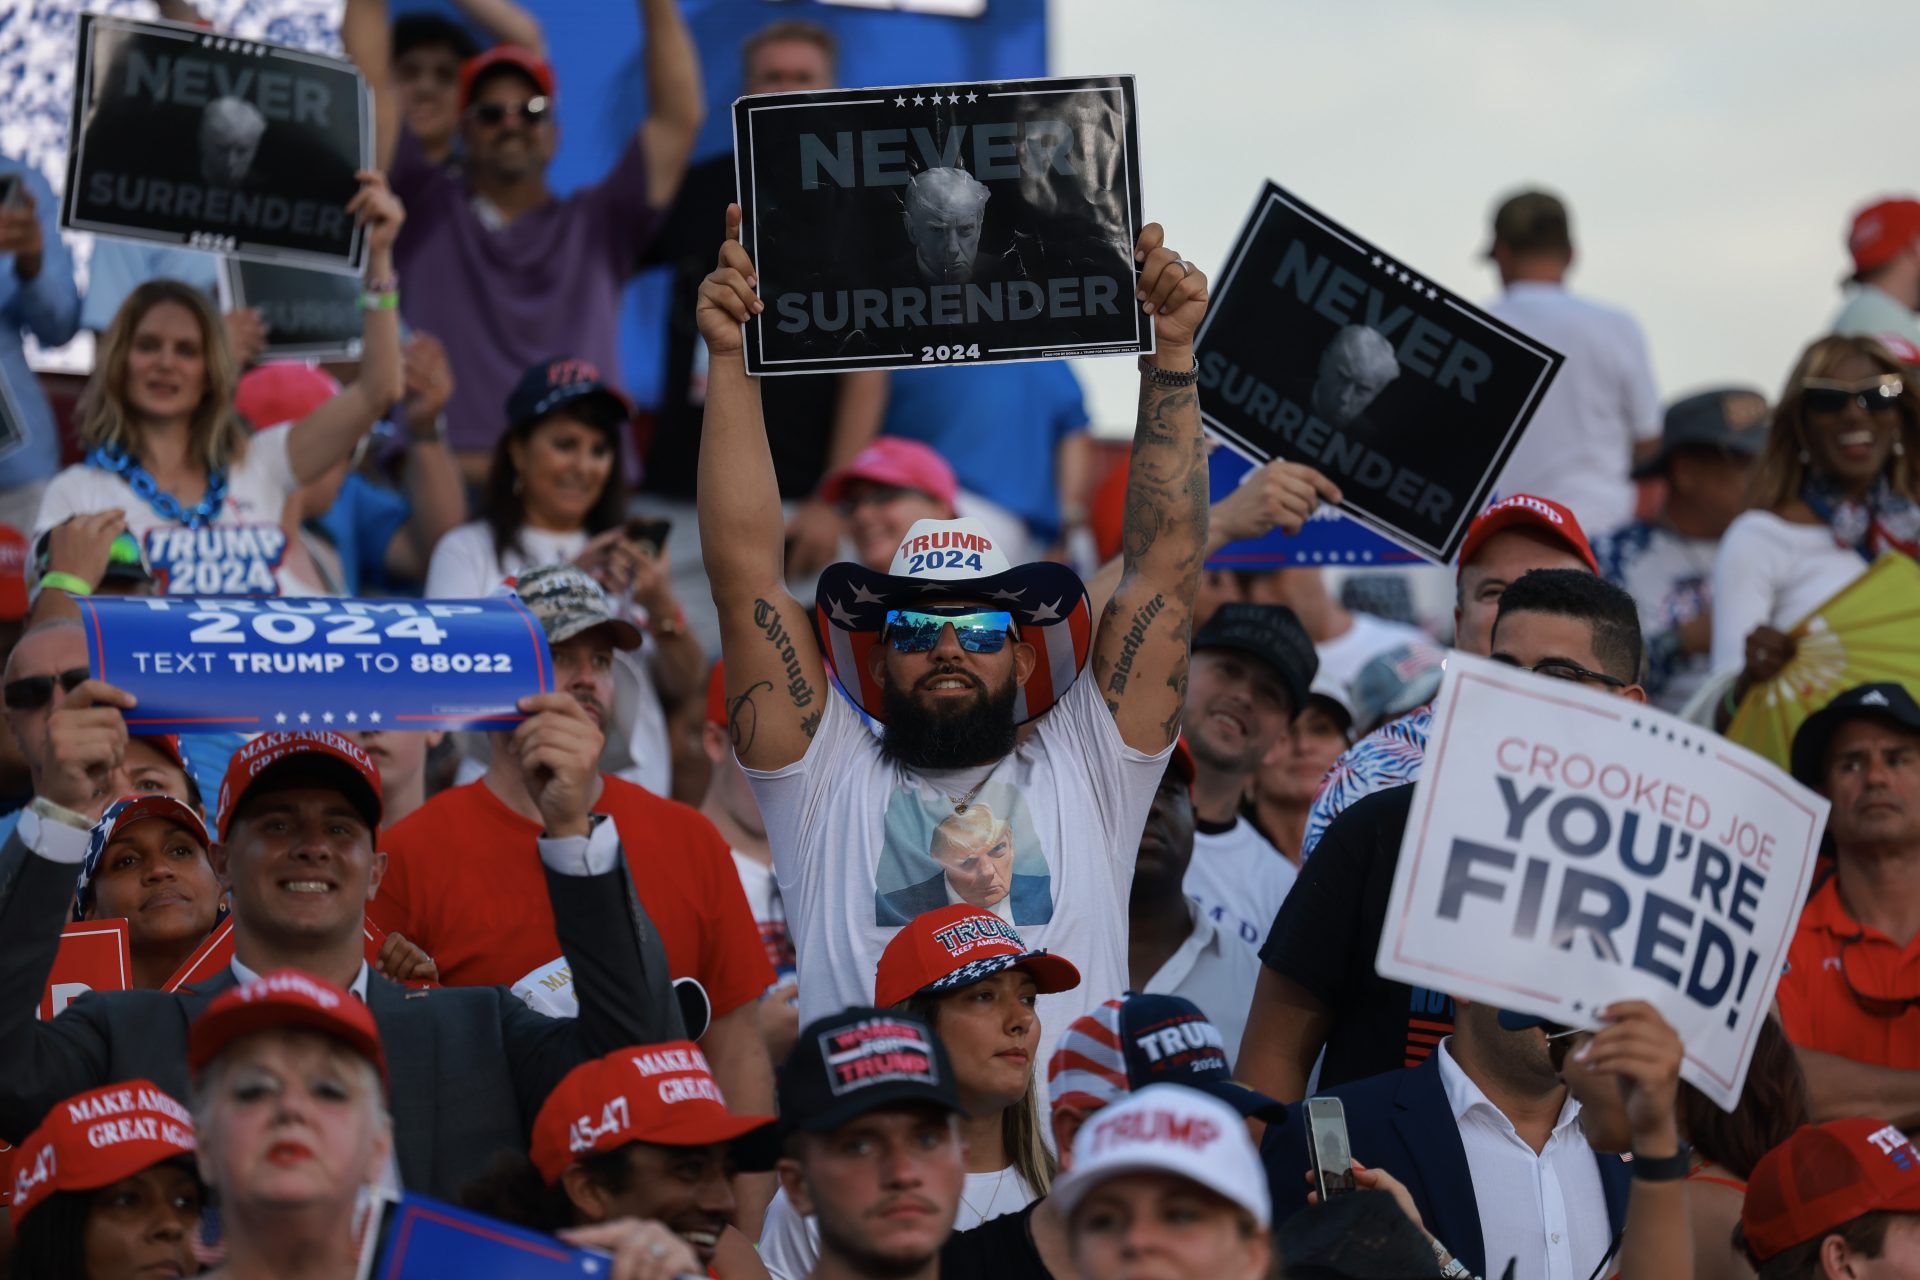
[0, 2, 1918, 1278]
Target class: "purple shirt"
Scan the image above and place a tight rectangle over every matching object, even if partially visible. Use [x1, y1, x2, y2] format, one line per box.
[391, 131, 659, 453]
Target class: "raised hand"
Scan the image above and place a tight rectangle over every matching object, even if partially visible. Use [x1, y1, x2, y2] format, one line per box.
[42, 680, 136, 815]
[510, 692, 605, 839]
[695, 204, 761, 358]
[1134, 222, 1209, 350]
[1576, 1000, 1683, 1153]
[348, 168, 407, 260]
[401, 332, 455, 434]
[1213, 459, 1345, 543]
[45, 510, 130, 591]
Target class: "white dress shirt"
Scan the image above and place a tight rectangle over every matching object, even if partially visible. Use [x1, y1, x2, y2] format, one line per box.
[1435, 1039, 1613, 1280]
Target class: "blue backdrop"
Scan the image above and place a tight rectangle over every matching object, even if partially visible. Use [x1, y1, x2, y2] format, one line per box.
[392, 0, 1047, 410]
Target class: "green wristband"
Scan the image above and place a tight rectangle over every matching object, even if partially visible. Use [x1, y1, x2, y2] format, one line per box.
[357, 290, 400, 312]
[39, 571, 93, 597]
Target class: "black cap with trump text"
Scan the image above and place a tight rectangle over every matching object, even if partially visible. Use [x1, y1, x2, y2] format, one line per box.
[778, 1007, 962, 1137]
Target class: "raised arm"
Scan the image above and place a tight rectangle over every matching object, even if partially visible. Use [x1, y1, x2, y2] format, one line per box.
[453, 0, 546, 54]
[339, 0, 398, 174]
[636, 0, 703, 211]
[696, 207, 829, 772]
[1088, 225, 1210, 752]
[286, 172, 406, 484]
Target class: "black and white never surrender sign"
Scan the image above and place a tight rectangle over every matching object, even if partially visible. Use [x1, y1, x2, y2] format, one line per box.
[62, 14, 370, 270]
[733, 75, 1147, 376]
[222, 259, 363, 360]
[1196, 183, 1564, 564]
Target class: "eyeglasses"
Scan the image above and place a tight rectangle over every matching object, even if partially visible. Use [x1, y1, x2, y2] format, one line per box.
[469, 97, 551, 127]
[883, 608, 1015, 654]
[1837, 933, 1920, 1017]
[4, 667, 91, 711]
[1489, 653, 1628, 689]
[835, 485, 916, 516]
[1802, 375, 1904, 416]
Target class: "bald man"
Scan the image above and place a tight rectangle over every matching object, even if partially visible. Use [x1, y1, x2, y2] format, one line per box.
[198, 97, 267, 186]
[1310, 325, 1400, 429]
[901, 167, 992, 284]
[876, 800, 1054, 926]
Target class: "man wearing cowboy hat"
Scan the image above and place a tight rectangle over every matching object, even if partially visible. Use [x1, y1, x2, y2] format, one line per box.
[694, 207, 1337, 1089]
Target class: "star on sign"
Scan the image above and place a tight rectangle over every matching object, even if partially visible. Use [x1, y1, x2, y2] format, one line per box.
[346, 711, 358, 724]
[895, 95, 907, 107]
[948, 92, 961, 104]
[1027, 599, 1063, 623]
[852, 583, 885, 606]
[274, 712, 288, 724]
[369, 712, 382, 724]
[989, 587, 1026, 602]
[322, 712, 334, 724]
[912, 94, 926, 106]
[1427, 287, 1439, 299]
[828, 597, 859, 627]
[965, 91, 977, 103]
[1371, 256, 1383, 268]
[298, 712, 311, 724]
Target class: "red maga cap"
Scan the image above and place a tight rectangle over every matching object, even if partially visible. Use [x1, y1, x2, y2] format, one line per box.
[1742, 1118, 1920, 1263]
[0, 524, 28, 622]
[530, 1041, 776, 1183]
[189, 969, 386, 1082]
[214, 731, 382, 841]
[874, 904, 1081, 1010]
[9, 1080, 196, 1228]
[1847, 198, 1920, 277]
[1456, 493, 1598, 576]
[459, 44, 555, 109]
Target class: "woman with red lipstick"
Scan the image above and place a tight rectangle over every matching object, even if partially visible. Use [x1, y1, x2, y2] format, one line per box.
[33, 172, 404, 600]
[1710, 335, 1920, 726]
[185, 970, 393, 1280]
[757, 904, 1080, 1280]
[8, 1079, 205, 1279]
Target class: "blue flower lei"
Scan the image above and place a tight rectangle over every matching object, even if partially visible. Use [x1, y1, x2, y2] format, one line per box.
[86, 446, 228, 529]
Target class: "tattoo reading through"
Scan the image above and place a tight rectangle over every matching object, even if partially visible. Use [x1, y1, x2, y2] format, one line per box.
[1106, 593, 1165, 696]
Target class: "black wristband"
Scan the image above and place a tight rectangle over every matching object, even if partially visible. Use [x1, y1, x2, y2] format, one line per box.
[1137, 354, 1199, 387]
[1630, 1141, 1691, 1182]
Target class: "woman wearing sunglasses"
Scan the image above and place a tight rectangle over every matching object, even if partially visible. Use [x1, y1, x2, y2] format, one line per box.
[1710, 335, 1920, 726]
[31, 173, 405, 600]
[757, 904, 1077, 1280]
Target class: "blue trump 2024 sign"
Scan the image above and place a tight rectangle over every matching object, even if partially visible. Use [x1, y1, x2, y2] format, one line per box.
[77, 596, 553, 735]
[370, 1194, 611, 1277]
[1206, 445, 1423, 569]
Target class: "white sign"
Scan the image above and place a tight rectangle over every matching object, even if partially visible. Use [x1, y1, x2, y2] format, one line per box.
[1375, 653, 1829, 1110]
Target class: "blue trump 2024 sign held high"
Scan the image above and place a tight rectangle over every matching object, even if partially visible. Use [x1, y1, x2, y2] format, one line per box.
[77, 596, 554, 735]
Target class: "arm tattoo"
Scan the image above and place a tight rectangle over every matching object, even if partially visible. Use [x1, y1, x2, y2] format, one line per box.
[1104, 592, 1166, 697]
[752, 597, 818, 711]
[727, 680, 772, 755]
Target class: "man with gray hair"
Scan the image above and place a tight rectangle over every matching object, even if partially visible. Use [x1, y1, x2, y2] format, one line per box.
[901, 166, 991, 284]
[1310, 324, 1400, 429]
[198, 96, 267, 185]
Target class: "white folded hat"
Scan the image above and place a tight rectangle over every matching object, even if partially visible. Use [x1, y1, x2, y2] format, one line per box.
[1053, 1084, 1271, 1227]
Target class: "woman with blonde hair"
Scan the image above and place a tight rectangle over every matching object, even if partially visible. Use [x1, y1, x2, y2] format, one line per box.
[33, 173, 405, 598]
[756, 904, 1079, 1280]
[1710, 334, 1920, 723]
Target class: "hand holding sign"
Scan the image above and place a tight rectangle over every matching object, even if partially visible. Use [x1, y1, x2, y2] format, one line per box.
[511, 692, 604, 840]
[45, 510, 131, 594]
[42, 680, 135, 815]
[223, 306, 269, 367]
[347, 168, 404, 260]
[1571, 1000, 1683, 1153]
[697, 205, 760, 358]
[374, 932, 439, 985]
[1213, 458, 1345, 544]
[1135, 222, 1209, 347]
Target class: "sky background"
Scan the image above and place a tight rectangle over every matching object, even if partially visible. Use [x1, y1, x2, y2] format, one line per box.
[1050, 0, 1918, 433]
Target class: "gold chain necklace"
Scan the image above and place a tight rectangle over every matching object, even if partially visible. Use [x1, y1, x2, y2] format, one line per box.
[945, 757, 1004, 814]
[959, 1164, 1012, 1223]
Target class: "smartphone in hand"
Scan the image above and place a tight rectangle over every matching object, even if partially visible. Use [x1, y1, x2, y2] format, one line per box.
[1305, 1095, 1356, 1199]
[624, 517, 672, 556]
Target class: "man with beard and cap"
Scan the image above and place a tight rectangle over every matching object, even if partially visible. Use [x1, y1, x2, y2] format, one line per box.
[695, 209, 1304, 1094]
[372, 563, 777, 1197]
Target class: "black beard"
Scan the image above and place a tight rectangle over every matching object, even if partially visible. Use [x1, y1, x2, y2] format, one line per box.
[879, 668, 1017, 770]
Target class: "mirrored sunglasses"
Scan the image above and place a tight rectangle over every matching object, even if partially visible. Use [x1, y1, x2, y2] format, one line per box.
[883, 608, 1014, 654]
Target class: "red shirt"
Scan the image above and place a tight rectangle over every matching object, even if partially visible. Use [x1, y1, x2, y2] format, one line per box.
[1776, 876, 1920, 1070]
[372, 778, 773, 1015]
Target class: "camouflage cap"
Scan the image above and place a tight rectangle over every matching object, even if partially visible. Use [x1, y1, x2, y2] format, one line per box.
[515, 563, 643, 651]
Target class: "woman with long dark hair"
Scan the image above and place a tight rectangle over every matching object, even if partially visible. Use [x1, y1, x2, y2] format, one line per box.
[33, 173, 404, 599]
[1710, 334, 1919, 724]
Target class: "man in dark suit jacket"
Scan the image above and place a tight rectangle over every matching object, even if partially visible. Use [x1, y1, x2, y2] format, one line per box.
[876, 870, 1054, 927]
[1261, 997, 1633, 1279]
[0, 681, 684, 1199]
